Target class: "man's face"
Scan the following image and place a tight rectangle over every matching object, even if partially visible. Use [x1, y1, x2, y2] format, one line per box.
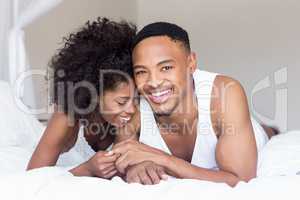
[132, 36, 196, 116]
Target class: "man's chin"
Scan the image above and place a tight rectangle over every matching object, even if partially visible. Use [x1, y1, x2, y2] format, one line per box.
[154, 112, 172, 117]
[152, 105, 175, 117]
[147, 98, 179, 117]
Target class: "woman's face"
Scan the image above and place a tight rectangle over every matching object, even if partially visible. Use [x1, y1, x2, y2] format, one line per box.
[100, 82, 137, 127]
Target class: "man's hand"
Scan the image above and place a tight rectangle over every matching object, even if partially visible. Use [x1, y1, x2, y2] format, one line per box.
[112, 140, 167, 174]
[113, 140, 165, 155]
[125, 161, 168, 185]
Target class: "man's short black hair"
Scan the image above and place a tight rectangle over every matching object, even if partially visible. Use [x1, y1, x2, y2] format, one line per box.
[132, 22, 190, 51]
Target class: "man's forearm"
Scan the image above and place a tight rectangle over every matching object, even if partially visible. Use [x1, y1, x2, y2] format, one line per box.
[153, 154, 241, 187]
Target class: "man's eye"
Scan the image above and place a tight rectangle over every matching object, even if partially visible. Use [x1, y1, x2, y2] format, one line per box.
[162, 66, 173, 71]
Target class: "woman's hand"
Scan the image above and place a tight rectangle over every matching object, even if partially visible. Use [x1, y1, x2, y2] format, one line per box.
[70, 151, 118, 179]
[112, 140, 167, 174]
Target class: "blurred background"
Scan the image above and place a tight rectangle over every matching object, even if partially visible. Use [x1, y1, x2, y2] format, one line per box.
[1, 0, 299, 131]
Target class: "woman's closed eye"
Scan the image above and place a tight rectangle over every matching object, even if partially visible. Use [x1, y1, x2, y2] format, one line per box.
[116, 96, 130, 106]
[134, 70, 147, 76]
[116, 100, 127, 106]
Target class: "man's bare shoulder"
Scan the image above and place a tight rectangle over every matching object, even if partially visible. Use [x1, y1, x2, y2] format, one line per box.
[213, 75, 244, 91]
[211, 75, 247, 136]
[212, 75, 246, 104]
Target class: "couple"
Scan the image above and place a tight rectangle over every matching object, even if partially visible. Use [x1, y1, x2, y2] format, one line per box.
[27, 18, 275, 187]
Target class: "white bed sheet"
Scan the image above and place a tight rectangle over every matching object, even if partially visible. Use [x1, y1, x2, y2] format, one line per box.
[1, 166, 299, 200]
[1, 81, 300, 200]
[1, 129, 299, 200]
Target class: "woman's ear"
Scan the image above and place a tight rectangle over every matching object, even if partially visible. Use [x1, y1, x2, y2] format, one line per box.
[188, 51, 197, 73]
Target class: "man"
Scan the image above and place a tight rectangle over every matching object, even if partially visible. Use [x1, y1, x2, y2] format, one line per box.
[113, 22, 273, 186]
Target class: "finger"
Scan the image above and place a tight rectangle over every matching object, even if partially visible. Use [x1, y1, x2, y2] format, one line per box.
[112, 140, 135, 154]
[111, 145, 128, 155]
[116, 153, 122, 158]
[104, 151, 114, 156]
[97, 162, 114, 172]
[102, 165, 116, 175]
[115, 153, 131, 174]
[138, 170, 153, 185]
[99, 154, 118, 163]
[103, 170, 117, 179]
[157, 167, 168, 181]
[146, 167, 160, 184]
[126, 174, 141, 184]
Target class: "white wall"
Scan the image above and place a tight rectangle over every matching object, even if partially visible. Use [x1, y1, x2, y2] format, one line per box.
[24, 0, 137, 119]
[137, 0, 300, 131]
[0, 0, 12, 82]
[24, 0, 300, 130]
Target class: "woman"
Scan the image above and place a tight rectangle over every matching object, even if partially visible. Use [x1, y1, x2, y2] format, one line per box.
[27, 18, 139, 179]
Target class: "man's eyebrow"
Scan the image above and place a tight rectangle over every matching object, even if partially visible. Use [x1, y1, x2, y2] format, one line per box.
[133, 59, 175, 69]
[157, 59, 175, 66]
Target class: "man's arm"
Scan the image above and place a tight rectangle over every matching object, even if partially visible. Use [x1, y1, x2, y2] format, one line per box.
[149, 77, 257, 186]
[215, 76, 257, 181]
[113, 77, 257, 186]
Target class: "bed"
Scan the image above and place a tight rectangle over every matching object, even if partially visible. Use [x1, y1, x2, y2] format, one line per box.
[1, 80, 300, 200]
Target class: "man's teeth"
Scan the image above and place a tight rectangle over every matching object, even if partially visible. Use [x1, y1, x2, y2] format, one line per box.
[151, 89, 171, 97]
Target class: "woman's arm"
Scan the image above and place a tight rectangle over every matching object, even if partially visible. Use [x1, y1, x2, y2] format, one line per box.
[27, 111, 79, 170]
[27, 110, 123, 178]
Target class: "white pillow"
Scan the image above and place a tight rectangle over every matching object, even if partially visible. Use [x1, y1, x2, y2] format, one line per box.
[0, 81, 44, 151]
[0, 147, 32, 175]
[258, 131, 300, 176]
[0, 81, 94, 170]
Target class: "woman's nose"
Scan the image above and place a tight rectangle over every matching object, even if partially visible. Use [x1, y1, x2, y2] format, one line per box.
[125, 101, 136, 115]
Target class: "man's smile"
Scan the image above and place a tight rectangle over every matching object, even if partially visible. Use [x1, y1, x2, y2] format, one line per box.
[147, 88, 173, 104]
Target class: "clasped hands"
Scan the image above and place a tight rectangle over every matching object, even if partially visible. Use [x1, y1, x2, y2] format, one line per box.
[84, 140, 168, 185]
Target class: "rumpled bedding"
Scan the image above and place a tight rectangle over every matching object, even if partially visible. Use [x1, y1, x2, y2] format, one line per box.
[1, 166, 300, 200]
[1, 81, 300, 200]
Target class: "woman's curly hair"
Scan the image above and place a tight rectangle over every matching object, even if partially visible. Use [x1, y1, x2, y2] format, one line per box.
[49, 17, 136, 120]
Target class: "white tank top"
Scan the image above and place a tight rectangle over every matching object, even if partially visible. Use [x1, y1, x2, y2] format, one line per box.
[139, 69, 268, 170]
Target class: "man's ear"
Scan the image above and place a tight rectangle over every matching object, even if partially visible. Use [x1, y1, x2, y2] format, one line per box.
[188, 52, 197, 73]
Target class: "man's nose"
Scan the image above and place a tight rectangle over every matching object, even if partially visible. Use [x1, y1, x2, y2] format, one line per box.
[147, 72, 163, 88]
